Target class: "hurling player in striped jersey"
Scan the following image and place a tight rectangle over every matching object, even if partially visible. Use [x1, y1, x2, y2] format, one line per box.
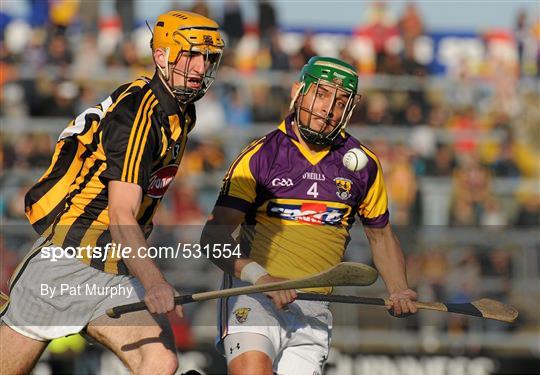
[1, 11, 223, 374]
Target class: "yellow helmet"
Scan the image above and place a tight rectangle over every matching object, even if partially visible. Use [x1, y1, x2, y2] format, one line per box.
[151, 11, 225, 103]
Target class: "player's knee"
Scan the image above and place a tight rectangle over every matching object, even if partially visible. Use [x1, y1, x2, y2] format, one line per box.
[138, 349, 178, 375]
[229, 352, 273, 375]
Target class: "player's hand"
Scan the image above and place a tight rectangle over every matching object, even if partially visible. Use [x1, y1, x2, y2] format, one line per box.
[255, 275, 297, 310]
[144, 282, 183, 317]
[387, 288, 417, 317]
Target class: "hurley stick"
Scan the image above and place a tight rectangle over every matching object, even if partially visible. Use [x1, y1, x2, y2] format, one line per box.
[296, 294, 518, 323]
[107, 262, 378, 318]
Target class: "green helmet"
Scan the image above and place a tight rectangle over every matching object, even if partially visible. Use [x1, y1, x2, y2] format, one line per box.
[291, 56, 360, 146]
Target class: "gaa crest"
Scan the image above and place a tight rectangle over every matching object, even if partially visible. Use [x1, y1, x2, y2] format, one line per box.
[334, 177, 352, 200]
[234, 308, 251, 324]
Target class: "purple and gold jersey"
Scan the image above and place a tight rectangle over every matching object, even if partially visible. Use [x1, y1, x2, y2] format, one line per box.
[217, 117, 389, 293]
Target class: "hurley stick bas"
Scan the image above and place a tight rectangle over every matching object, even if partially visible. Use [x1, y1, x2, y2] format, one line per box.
[296, 293, 519, 323]
[107, 262, 378, 318]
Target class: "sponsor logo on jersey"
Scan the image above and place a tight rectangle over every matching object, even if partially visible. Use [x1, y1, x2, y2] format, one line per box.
[147, 165, 178, 198]
[267, 201, 347, 225]
[302, 172, 326, 181]
[233, 308, 251, 323]
[334, 177, 352, 200]
[272, 178, 294, 187]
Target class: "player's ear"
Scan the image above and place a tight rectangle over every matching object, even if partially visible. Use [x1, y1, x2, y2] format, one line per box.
[153, 48, 167, 69]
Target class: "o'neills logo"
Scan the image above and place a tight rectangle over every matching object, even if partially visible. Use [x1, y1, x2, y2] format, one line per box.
[147, 165, 178, 198]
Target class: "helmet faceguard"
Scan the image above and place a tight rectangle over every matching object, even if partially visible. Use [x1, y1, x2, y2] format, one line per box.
[290, 57, 361, 146]
[151, 11, 225, 104]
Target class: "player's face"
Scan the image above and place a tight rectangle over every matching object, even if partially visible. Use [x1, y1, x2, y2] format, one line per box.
[294, 81, 351, 134]
[171, 52, 209, 90]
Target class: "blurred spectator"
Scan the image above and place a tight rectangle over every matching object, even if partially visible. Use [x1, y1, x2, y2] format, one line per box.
[410, 124, 436, 163]
[402, 40, 428, 76]
[422, 250, 448, 300]
[222, 0, 245, 48]
[296, 33, 318, 66]
[116, 0, 135, 38]
[515, 194, 540, 226]
[1, 136, 15, 170]
[490, 141, 521, 177]
[363, 92, 393, 125]
[224, 87, 252, 128]
[171, 183, 205, 224]
[251, 84, 282, 122]
[398, 2, 424, 43]
[403, 101, 424, 126]
[514, 10, 528, 75]
[423, 144, 457, 177]
[46, 32, 73, 67]
[534, 19, 540, 77]
[72, 34, 104, 79]
[380, 50, 403, 75]
[338, 46, 357, 68]
[49, 0, 79, 32]
[2, 82, 27, 117]
[447, 248, 481, 302]
[4, 19, 32, 60]
[386, 143, 417, 225]
[28, 133, 53, 167]
[79, 1, 99, 35]
[450, 156, 491, 226]
[190, 91, 226, 137]
[480, 196, 508, 226]
[448, 107, 479, 155]
[35, 80, 79, 118]
[190, 0, 211, 18]
[180, 139, 226, 177]
[355, 1, 399, 72]
[269, 31, 290, 71]
[6, 185, 29, 219]
[24, 29, 48, 70]
[257, 0, 278, 47]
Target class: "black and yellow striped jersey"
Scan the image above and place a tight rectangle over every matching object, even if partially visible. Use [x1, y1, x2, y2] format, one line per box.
[25, 74, 195, 274]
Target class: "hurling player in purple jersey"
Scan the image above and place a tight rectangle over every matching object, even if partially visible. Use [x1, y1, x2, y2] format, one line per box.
[201, 56, 417, 375]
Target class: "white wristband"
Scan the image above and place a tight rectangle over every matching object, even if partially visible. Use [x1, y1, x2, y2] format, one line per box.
[240, 262, 268, 284]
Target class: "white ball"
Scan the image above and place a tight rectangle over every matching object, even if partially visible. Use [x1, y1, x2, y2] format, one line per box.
[343, 148, 369, 172]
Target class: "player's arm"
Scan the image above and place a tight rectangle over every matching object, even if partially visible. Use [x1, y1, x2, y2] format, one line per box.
[201, 206, 296, 309]
[200, 140, 296, 308]
[364, 224, 417, 316]
[357, 149, 417, 316]
[200, 205, 253, 278]
[101, 101, 180, 316]
[109, 181, 182, 317]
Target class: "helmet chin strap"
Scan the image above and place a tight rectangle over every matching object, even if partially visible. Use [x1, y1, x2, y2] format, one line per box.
[157, 47, 171, 81]
[155, 48, 191, 105]
[289, 83, 304, 112]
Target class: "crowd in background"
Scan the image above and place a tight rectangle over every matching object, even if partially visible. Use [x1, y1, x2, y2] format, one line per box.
[0, 1, 539, 367]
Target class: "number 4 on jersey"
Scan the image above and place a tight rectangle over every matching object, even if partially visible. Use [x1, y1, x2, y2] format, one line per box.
[307, 182, 319, 198]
